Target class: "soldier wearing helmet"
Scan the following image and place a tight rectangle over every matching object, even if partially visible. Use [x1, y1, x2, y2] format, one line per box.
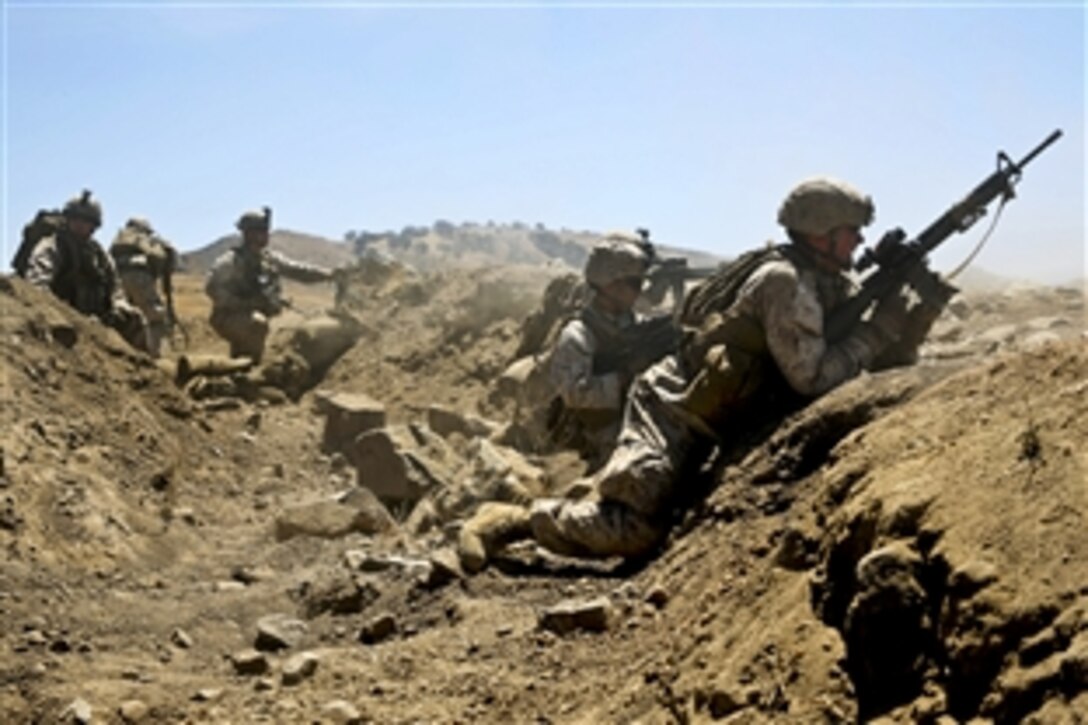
[109, 216, 178, 358]
[537, 232, 653, 468]
[459, 179, 955, 572]
[23, 190, 149, 352]
[205, 206, 337, 362]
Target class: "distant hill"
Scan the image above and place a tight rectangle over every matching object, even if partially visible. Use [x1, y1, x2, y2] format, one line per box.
[180, 230, 357, 275]
[182, 221, 723, 276]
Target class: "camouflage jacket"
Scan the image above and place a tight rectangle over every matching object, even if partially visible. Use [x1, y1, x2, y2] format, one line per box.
[110, 228, 177, 279]
[24, 232, 126, 319]
[548, 302, 640, 413]
[690, 245, 886, 401]
[205, 245, 331, 316]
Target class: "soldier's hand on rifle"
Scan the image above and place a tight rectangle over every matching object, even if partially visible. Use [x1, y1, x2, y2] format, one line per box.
[869, 289, 910, 342]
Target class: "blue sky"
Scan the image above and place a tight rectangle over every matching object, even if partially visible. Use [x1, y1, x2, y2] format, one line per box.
[3, 2, 1084, 283]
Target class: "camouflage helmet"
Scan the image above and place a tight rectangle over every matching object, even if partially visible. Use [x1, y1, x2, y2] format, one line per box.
[584, 234, 650, 288]
[777, 178, 874, 236]
[126, 216, 153, 234]
[237, 206, 272, 232]
[63, 189, 103, 226]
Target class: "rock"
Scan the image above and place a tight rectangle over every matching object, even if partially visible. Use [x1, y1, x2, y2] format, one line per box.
[336, 486, 398, 530]
[255, 614, 308, 651]
[426, 405, 497, 439]
[359, 613, 398, 645]
[322, 699, 363, 725]
[773, 527, 814, 571]
[646, 586, 670, 610]
[404, 497, 441, 535]
[214, 580, 246, 592]
[301, 573, 380, 618]
[255, 677, 276, 692]
[348, 427, 450, 504]
[288, 314, 364, 378]
[424, 548, 464, 589]
[1019, 330, 1062, 350]
[60, 698, 93, 724]
[231, 649, 270, 676]
[315, 391, 386, 455]
[118, 699, 150, 723]
[350, 552, 430, 577]
[193, 687, 223, 702]
[170, 628, 193, 649]
[274, 498, 393, 542]
[539, 597, 613, 635]
[231, 564, 275, 585]
[948, 559, 999, 595]
[281, 651, 320, 686]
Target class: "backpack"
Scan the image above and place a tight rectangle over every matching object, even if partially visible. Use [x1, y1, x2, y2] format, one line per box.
[11, 209, 65, 277]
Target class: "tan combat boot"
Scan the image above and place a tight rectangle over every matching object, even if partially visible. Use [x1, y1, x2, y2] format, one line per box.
[457, 502, 532, 574]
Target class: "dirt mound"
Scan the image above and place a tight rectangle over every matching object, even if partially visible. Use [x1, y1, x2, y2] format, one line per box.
[321, 258, 560, 421]
[606, 341, 1086, 722]
[0, 266, 1084, 722]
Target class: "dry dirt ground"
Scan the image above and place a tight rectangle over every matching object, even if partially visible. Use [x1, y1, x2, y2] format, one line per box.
[0, 266, 1084, 724]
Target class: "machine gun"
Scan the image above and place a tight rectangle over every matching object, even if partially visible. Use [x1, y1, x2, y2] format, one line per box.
[825, 129, 1063, 343]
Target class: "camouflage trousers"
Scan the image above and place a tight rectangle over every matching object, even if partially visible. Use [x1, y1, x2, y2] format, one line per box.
[209, 308, 269, 362]
[119, 268, 166, 357]
[529, 354, 703, 558]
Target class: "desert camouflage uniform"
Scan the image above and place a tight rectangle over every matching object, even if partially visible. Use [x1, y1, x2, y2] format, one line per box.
[547, 303, 639, 468]
[110, 224, 176, 358]
[528, 245, 899, 558]
[25, 231, 148, 348]
[205, 245, 331, 361]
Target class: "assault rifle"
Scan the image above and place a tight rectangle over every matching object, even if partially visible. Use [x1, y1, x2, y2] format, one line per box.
[592, 314, 682, 377]
[635, 228, 717, 309]
[825, 129, 1063, 343]
[161, 244, 189, 349]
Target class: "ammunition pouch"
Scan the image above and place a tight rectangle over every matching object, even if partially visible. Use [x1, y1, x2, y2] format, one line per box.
[677, 311, 769, 430]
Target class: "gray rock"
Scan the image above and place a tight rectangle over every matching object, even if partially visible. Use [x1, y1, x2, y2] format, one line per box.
[322, 699, 363, 725]
[255, 614, 308, 651]
[281, 651, 320, 686]
[231, 649, 270, 676]
[118, 699, 150, 723]
[539, 596, 612, 635]
[274, 498, 393, 542]
[359, 613, 398, 645]
[60, 698, 93, 724]
[314, 391, 386, 456]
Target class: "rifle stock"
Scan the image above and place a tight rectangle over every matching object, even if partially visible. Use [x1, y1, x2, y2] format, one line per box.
[825, 129, 1062, 343]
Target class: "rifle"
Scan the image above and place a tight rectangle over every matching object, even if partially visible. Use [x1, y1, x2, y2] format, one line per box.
[644, 257, 717, 309]
[634, 228, 717, 309]
[592, 314, 682, 377]
[161, 261, 190, 349]
[825, 129, 1063, 343]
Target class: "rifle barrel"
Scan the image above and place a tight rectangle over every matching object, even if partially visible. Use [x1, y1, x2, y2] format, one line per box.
[1018, 129, 1063, 169]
